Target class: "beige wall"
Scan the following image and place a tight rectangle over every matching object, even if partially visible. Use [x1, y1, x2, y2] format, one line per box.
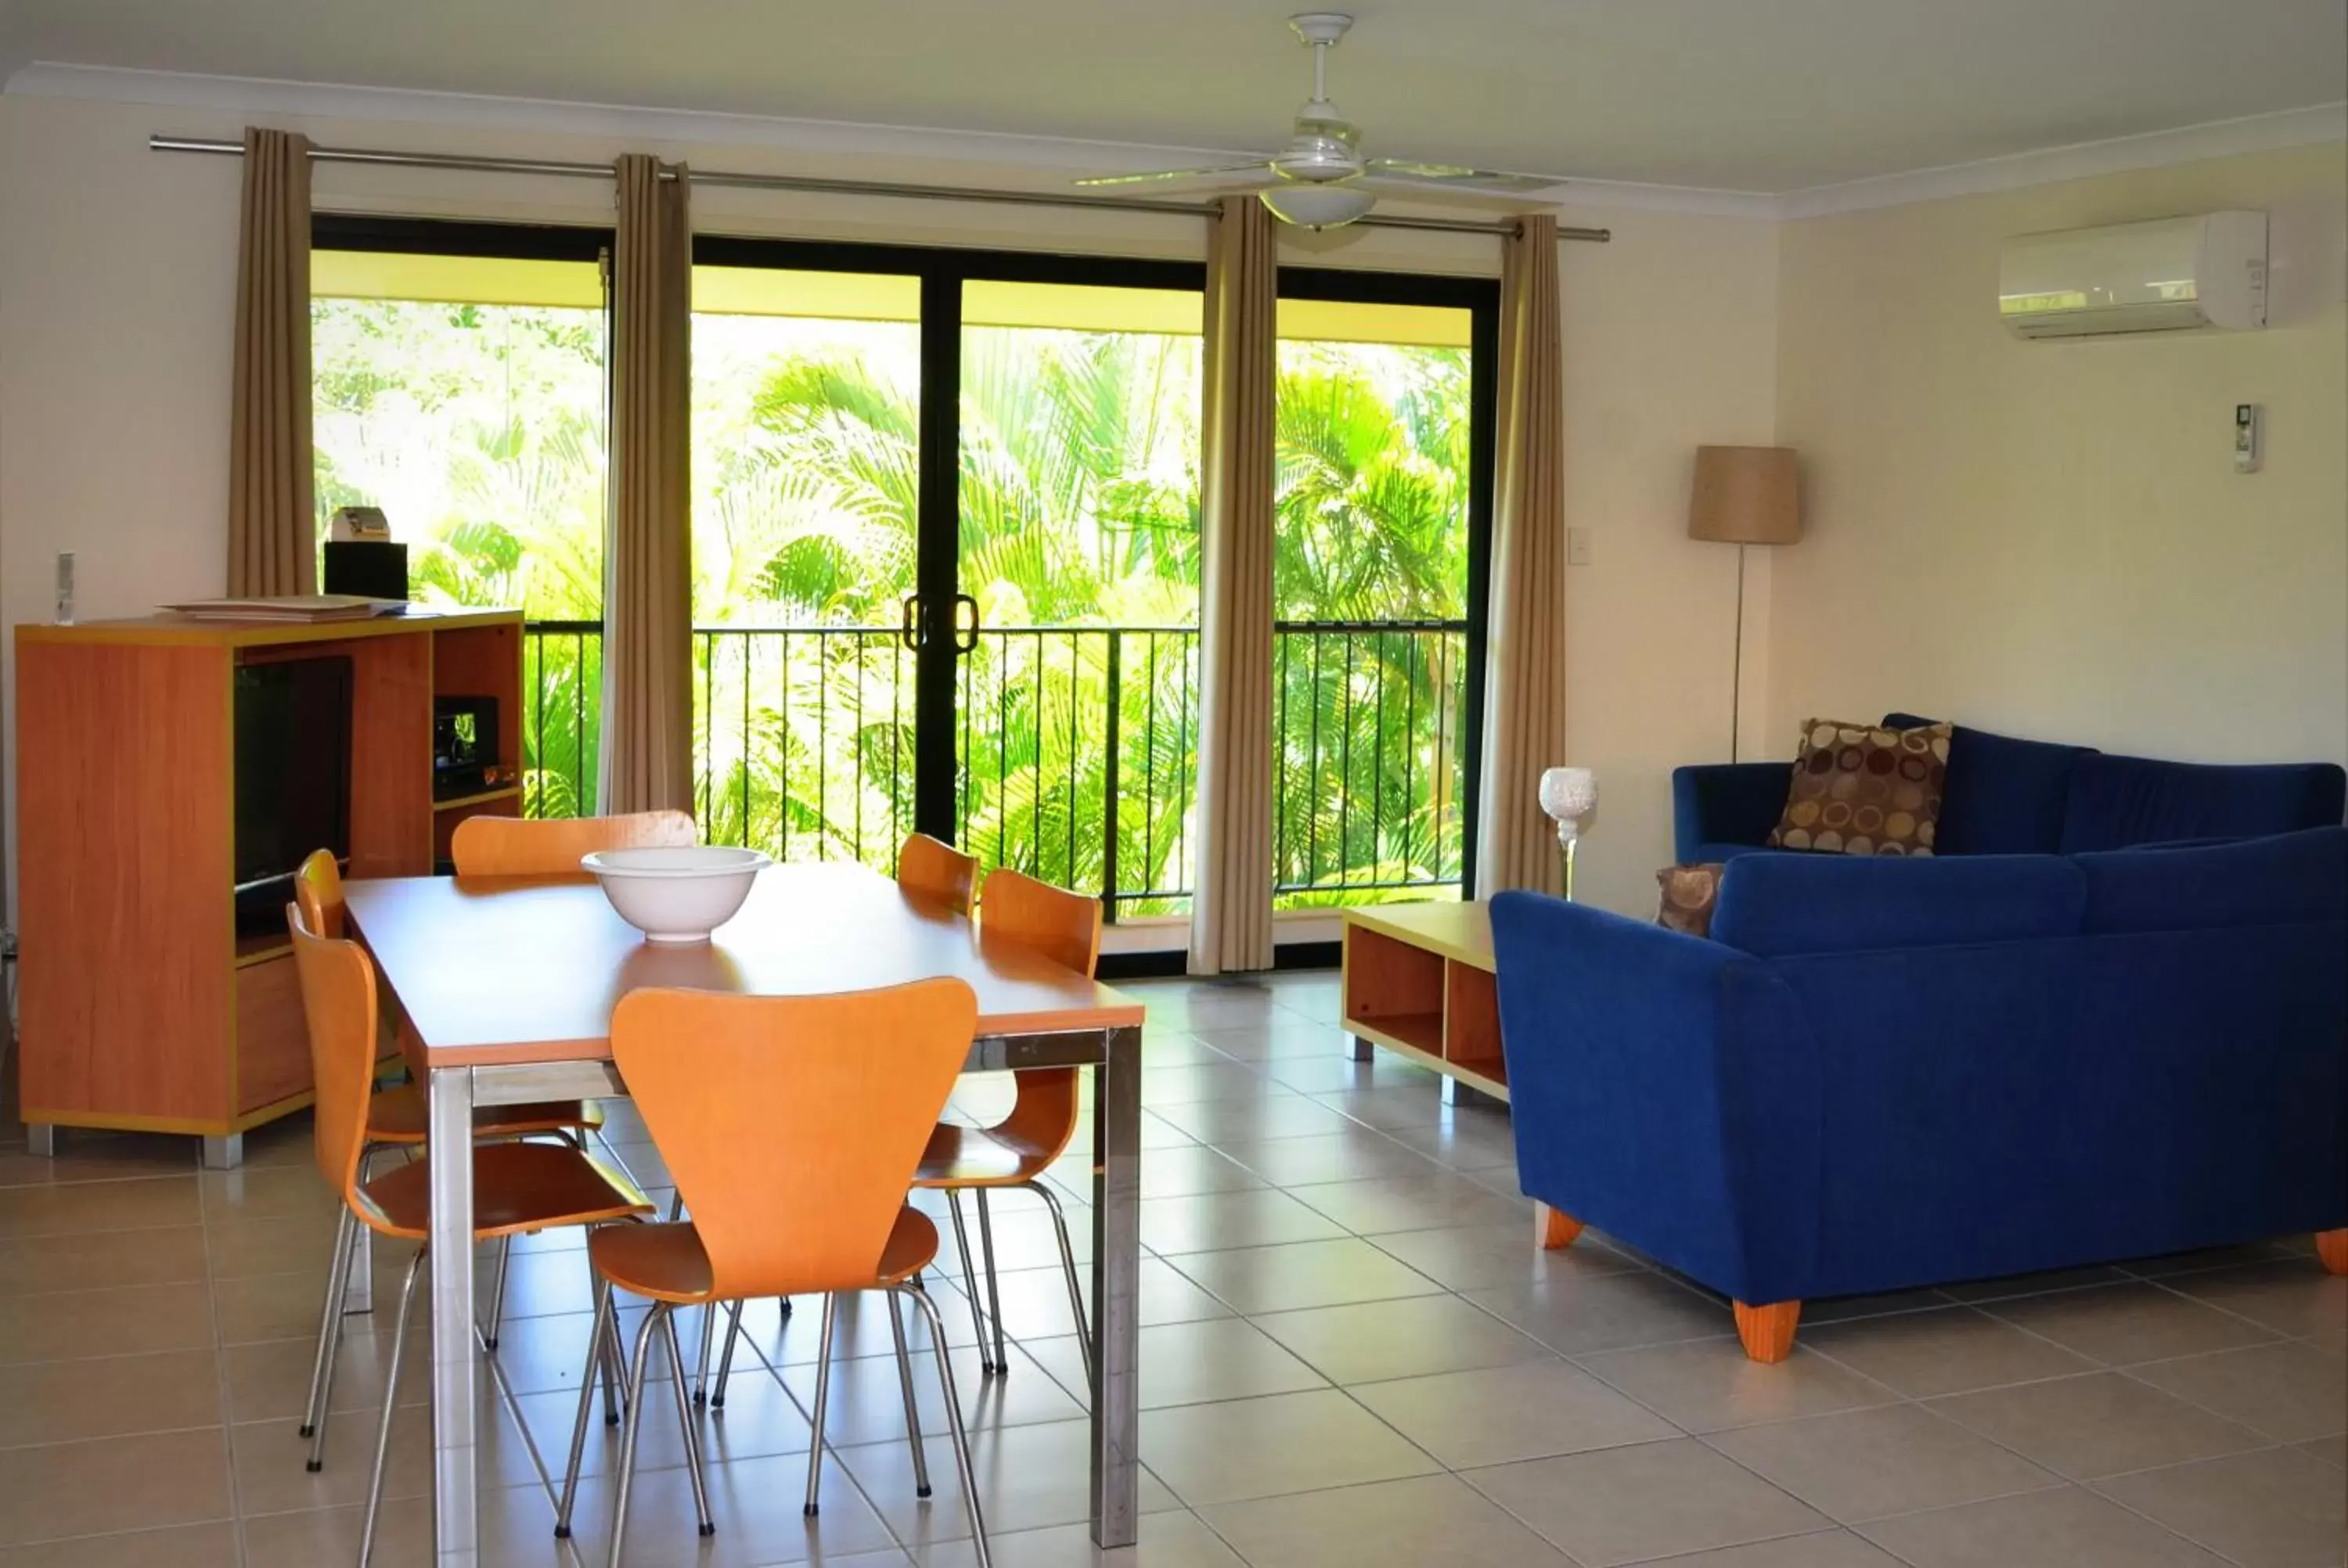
[0, 90, 1783, 922]
[1770, 143, 2348, 769]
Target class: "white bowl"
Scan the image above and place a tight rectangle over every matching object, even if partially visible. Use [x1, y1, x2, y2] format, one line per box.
[582, 845, 771, 944]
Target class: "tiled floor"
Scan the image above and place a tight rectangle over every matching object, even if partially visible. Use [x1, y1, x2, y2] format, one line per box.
[2, 971, 2343, 1566]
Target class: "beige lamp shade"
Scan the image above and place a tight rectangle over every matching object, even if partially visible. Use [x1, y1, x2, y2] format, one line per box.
[1688, 445, 1802, 545]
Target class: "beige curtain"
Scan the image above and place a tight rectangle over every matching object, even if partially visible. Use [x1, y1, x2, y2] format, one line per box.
[226, 127, 316, 596]
[1187, 196, 1278, 975]
[597, 156, 695, 816]
[1474, 214, 1569, 896]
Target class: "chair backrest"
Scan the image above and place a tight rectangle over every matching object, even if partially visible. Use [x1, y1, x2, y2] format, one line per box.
[295, 848, 345, 939]
[610, 980, 978, 1298]
[285, 901, 376, 1202]
[974, 869, 1096, 1160]
[978, 867, 1100, 976]
[897, 832, 978, 915]
[449, 810, 697, 876]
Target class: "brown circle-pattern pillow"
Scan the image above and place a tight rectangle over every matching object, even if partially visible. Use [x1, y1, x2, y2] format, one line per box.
[1766, 717, 1950, 856]
[1656, 862, 1727, 937]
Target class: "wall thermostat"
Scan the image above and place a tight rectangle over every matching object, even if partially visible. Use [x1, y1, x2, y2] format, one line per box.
[2234, 403, 2262, 474]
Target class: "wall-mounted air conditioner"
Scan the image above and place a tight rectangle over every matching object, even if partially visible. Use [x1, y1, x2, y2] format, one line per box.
[1998, 212, 2267, 339]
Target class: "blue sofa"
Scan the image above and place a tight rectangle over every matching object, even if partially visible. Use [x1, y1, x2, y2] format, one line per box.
[1674, 714, 2346, 863]
[1489, 825, 2348, 1361]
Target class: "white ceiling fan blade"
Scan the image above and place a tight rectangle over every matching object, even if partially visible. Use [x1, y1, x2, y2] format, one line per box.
[1364, 158, 1561, 193]
[1073, 161, 1273, 189]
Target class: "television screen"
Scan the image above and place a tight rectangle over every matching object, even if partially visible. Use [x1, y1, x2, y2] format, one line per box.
[233, 656, 354, 932]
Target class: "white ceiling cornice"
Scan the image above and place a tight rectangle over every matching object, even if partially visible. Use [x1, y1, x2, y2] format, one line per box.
[5, 61, 2341, 224]
[1777, 100, 2347, 218]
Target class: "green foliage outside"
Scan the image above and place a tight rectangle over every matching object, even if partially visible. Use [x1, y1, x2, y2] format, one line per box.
[312, 294, 1473, 913]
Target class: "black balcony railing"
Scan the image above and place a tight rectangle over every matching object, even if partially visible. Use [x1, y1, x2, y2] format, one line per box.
[521, 617, 1468, 916]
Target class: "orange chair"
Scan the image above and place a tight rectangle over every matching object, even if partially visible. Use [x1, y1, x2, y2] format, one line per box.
[292, 849, 603, 1360]
[919, 868, 1100, 1381]
[897, 831, 978, 915]
[447, 807, 697, 877]
[694, 831, 975, 1406]
[287, 902, 652, 1568]
[554, 981, 992, 1568]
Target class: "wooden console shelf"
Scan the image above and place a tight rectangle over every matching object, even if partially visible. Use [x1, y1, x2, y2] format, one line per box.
[1339, 901, 1507, 1102]
[13, 607, 524, 1167]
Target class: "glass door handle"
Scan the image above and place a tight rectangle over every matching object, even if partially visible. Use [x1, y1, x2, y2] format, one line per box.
[953, 593, 981, 654]
[900, 594, 923, 652]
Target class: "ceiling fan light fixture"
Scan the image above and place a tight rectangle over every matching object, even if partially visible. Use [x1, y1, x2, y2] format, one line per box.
[1259, 182, 1374, 230]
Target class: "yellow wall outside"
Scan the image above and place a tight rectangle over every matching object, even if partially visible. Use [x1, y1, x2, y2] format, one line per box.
[315, 251, 1473, 347]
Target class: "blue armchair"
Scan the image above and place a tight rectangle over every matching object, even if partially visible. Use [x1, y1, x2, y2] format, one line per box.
[1490, 827, 2348, 1362]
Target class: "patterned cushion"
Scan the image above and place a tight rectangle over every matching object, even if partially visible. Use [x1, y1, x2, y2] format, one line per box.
[1767, 717, 1951, 856]
[1656, 862, 1727, 937]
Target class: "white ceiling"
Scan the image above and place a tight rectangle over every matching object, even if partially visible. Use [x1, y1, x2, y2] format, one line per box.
[3, 0, 2344, 193]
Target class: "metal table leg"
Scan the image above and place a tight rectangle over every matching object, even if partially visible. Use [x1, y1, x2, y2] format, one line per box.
[1089, 1023, 1140, 1548]
[201, 1133, 243, 1170]
[427, 1065, 479, 1566]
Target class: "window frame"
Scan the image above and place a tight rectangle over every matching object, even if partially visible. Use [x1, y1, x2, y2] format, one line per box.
[1273, 266, 1500, 897]
[311, 217, 1497, 904]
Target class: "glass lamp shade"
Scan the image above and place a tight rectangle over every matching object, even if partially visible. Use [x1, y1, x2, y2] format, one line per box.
[1539, 766, 1598, 844]
[1258, 182, 1375, 230]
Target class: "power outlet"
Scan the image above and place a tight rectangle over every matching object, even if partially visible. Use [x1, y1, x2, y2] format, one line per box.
[1566, 527, 1594, 566]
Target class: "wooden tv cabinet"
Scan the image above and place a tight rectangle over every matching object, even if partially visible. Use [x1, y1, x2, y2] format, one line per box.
[1339, 900, 1507, 1106]
[14, 608, 524, 1167]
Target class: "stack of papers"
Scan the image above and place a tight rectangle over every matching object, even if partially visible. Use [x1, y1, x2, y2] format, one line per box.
[160, 595, 407, 623]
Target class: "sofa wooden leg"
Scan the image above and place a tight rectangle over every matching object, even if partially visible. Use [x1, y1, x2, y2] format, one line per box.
[1538, 1205, 1583, 1250]
[2317, 1230, 2348, 1275]
[1734, 1300, 1800, 1363]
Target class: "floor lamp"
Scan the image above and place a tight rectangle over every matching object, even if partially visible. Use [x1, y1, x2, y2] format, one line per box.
[1687, 446, 1802, 762]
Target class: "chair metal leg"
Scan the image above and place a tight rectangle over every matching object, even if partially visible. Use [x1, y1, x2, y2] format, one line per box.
[802, 1294, 838, 1516]
[603, 1304, 665, 1568]
[358, 1249, 428, 1568]
[301, 1205, 359, 1455]
[900, 1282, 991, 1568]
[554, 1278, 614, 1538]
[974, 1189, 1009, 1376]
[693, 1299, 717, 1405]
[661, 1307, 717, 1536]
[1029, 1178, 1093, 1387]
[945, 1192, 996, 1374]
[343, 1145, 378, 1318]
[885, 1286, 933, 1498]
[484, 1233, 513, 1350]
[601, 1277, 639, 1427]
[710, 1299, 744, 1409]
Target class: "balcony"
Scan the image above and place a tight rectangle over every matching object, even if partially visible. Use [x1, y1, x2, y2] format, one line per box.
[521, 619, 1470, 919]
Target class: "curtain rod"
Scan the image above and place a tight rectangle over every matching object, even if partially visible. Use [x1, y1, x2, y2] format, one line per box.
[148, 134, 1611, 243]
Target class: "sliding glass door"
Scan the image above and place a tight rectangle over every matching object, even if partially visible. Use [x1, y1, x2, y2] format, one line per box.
[689, 242, 1210, 905]
[954, 278, 1204, 915]
[308, 217, 612, 815]
[1272, 276, 1496, 907]
[688, 265, 924, 861]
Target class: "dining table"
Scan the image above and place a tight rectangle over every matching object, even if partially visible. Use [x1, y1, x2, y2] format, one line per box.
[342, 860, 1147, 1567]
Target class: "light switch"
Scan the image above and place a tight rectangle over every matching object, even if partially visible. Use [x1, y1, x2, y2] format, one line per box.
[1566, 527, 1594, 566]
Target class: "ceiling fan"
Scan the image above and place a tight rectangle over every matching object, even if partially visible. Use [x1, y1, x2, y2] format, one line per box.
[1075, 12, 1558, 230]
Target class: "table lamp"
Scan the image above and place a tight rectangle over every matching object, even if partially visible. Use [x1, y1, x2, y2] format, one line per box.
[1538, 766, 1597, 901]
[1687, 446, 1801, 761]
